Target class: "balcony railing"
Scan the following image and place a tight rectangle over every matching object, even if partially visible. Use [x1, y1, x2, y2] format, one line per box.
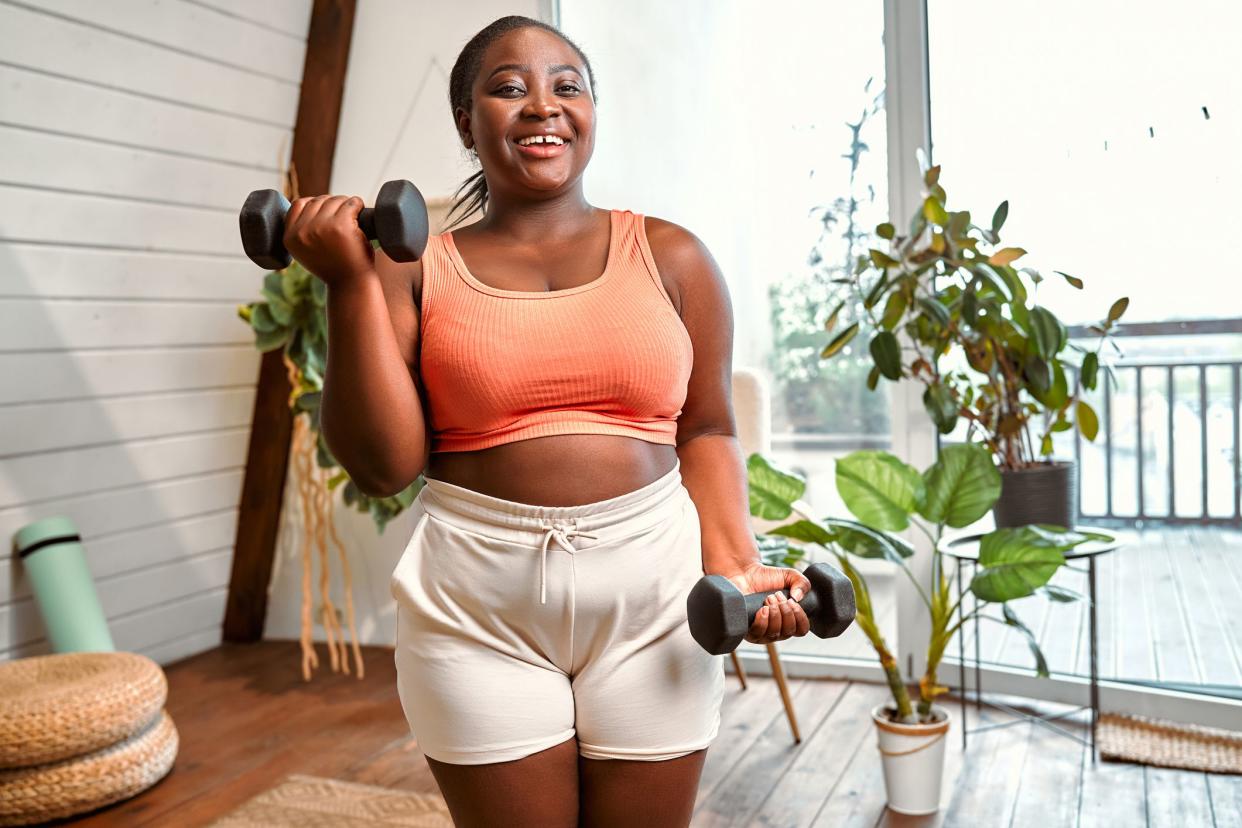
[1068, 318, 1242, 528]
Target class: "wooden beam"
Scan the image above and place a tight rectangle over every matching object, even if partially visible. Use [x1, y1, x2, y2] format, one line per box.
[224, 0, 357, 642]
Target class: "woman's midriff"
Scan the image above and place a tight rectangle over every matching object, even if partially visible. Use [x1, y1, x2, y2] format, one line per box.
[422, 434, 679, 507]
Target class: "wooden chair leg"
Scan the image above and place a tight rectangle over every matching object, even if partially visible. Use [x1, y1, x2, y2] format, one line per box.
[729, 650, 748, 690]
[765, 642, 800, 743]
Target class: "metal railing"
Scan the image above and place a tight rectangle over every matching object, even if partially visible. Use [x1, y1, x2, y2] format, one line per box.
[1068, 318, 1242, 527]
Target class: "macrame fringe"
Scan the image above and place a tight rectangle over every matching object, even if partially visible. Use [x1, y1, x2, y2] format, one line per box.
[283, 353, 365, 682]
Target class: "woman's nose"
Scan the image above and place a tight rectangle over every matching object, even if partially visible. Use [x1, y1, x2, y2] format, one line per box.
[522, 93, 561, 119]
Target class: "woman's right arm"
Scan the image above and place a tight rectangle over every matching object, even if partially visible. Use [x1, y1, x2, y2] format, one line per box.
[319, 253, 429, 497]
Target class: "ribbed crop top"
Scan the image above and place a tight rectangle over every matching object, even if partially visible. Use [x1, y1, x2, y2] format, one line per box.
[416, 209, 694, 453]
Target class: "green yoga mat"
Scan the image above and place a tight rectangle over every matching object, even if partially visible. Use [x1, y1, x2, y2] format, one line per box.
[14, 516, 115, 653]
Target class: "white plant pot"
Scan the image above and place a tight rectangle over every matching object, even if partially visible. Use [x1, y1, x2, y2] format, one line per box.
[871, 703, 950, 815]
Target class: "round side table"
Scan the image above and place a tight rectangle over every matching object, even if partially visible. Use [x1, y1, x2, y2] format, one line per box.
[941, 527, 1124, 760]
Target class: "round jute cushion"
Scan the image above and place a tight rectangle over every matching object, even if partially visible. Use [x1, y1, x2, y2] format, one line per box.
[0, 651, 166, 768]
[0, 708, 178, 826]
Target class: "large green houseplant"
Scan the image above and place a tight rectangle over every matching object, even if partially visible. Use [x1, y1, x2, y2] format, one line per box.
[747, 445, 1108, 812]
[237, 257, 421, 534]
[819, 165, 1128, 526]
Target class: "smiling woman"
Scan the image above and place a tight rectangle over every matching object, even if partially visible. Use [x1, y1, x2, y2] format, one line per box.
[295, 13, 825, 828]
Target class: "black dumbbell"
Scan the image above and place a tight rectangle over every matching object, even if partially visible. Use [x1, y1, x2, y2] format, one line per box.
[686, 562, 856, 655]
[239, 179, 430, 270]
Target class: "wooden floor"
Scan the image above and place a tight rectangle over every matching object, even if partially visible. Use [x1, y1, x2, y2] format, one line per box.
[59, 640, 1242, 827]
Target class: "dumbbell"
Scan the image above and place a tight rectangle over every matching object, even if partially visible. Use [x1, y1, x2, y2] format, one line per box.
[239, 179, 430, 270]
[686, 562, 856, 655]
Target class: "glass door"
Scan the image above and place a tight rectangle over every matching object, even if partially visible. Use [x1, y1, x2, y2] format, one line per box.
[925, 0, 1242, 726]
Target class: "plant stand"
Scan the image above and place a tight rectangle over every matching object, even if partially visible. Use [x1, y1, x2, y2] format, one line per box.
[942, 529, 1124, 761]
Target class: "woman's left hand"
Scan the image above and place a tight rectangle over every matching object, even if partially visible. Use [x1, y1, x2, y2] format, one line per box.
[711, 562, 813, 645]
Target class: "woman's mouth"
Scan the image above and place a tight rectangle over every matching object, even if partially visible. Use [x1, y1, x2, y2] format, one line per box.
[513, 137, 570, 158]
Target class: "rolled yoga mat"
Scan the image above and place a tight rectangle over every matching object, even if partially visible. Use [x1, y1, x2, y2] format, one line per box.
[13, 516, 114, 653]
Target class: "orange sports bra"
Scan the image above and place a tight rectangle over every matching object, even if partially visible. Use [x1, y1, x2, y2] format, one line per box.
[417, 208, 694, 454]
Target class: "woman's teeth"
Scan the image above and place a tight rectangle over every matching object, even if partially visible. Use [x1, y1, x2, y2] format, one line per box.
[516, 136, 566, 145]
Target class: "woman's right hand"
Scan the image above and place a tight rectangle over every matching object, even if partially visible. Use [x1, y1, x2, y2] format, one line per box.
[283, 194, 375, 286]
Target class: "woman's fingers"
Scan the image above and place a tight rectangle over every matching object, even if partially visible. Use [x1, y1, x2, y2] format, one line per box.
[746, 589, 810, 643]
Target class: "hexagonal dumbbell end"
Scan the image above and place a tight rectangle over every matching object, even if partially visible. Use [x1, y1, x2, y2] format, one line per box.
[686, 561, 856, 655]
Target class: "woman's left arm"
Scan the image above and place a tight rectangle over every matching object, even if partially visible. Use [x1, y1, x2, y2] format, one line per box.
[646, 218, 811, 643]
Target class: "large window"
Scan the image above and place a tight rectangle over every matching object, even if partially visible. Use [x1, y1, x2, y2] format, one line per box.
[559, 0, 892, 662]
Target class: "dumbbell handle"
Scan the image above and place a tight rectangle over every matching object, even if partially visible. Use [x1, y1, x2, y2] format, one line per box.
[743, 587, 820, 627]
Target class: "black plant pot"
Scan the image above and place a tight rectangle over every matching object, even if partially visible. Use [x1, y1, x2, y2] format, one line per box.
[993, 461, 1079, 529]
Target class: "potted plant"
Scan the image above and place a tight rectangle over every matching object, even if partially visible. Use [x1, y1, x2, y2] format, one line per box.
[818, 164, 1128, 527]
[747, 445, 1108, 814]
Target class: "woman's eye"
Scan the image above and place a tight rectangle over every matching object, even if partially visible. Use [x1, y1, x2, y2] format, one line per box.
[558, 84, 581, 94]
[497, 84, 523, 95]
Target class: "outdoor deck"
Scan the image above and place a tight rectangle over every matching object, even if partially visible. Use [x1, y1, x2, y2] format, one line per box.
[764, 526, 1242, 696]
[63, 641, 1240, 827]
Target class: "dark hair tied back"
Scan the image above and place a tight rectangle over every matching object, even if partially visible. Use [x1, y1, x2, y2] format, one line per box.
[444, 15, 597, 231]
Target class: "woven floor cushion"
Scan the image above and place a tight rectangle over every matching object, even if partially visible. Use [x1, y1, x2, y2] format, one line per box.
[0, 708, 178, 826]
[0, 651, 167, 768]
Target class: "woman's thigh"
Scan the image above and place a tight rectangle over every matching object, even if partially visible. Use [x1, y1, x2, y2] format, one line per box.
[426, 734, 581, 828]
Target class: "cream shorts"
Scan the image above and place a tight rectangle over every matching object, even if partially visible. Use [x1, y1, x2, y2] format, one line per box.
[390, 457, 726, 765]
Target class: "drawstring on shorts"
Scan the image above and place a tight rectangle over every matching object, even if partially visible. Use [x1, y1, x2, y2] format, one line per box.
[537, 518, 598, 604]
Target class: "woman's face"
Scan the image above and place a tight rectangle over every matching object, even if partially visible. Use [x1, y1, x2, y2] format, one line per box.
[459, 27, 596, 199]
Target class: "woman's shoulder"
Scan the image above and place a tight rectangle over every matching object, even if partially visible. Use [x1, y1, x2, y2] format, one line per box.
[631, 212, 715, 271]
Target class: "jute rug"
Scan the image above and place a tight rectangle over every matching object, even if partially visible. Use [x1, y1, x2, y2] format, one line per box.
[206, 774, 453, 827]
[1098, 713, 1242, 774]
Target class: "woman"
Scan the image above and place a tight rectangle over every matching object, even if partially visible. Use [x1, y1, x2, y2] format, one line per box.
[284, 15, 813, 828]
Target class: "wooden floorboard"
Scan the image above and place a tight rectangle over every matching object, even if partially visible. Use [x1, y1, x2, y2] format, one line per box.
[51, 637, 1238, 827]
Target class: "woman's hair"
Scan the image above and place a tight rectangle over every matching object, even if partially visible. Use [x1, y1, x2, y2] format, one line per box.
[444, 15, 597, 231]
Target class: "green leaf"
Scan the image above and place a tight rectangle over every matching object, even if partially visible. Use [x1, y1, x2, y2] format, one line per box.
[863, 273, 889, 309]
[835, 450, 926, 531]
[1027, 306, 1063, 358]
[947, 210, 971, 240]
[923, 384, 959, 434]
[767, 518, 837, 546]
[1024, 354, 1051, 394]
[263, 291, 293, 326]
[1001, 604, 1050, 677]
[924, 164, 941, 187]
[880, 291, 908, 330]
[820, 517, 915, 564]
[876, 222, 896, 240]
[1041, 584, 1085, 603]
[1031, 360, 1069, 409]
[1077, 399, 1100, 441]
[312, 275, 328, 306]
[870, 248, 899, 268]
[869, 331, 902, 380]
[866, 365, 881, 391]
[1055, 270, 1084, 289]
[972, 263, 1013, 301]
[821, 322, 860, 358]
[250, 303, 279, 333]
[254, 327, 288, 352]
[923, 196, 949, 226]
[991, 200, 1009, 234]
[917, 296, 951, 328]
[1081, 351, 1100, 390]
[746, 453, 806, 520]
[970, 526, 1070, 602]
[920, 443, 1002, 528]
[1107, 296, 1129, 324]
[263, 270, 284, 298]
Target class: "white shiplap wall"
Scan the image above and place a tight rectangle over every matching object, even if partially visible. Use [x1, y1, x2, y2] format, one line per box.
[0, 0, 312, 666]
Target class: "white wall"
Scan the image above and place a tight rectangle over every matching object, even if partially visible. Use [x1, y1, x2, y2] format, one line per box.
[0, 0, 312, 666]
[262, 0, 552, 647]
